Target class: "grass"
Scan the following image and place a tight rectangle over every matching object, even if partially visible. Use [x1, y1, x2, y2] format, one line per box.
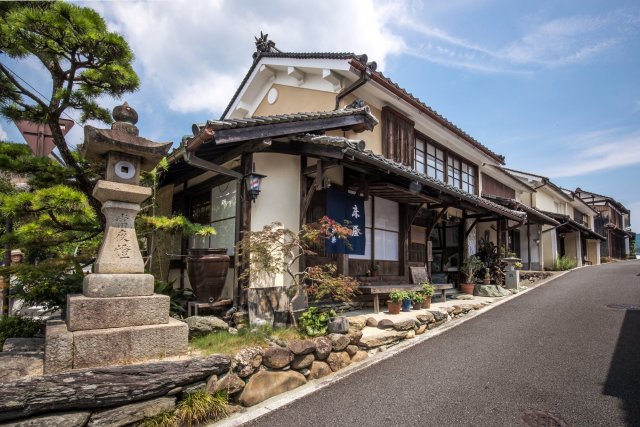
[553, 256, 577, 271]
[140, 390, 229, 427]
[0, 315, 42, 349]
[189, 325, 305, 356]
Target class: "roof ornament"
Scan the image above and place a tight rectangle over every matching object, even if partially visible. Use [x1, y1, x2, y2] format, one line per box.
[345, 98, 366, 110]
[253, 31, 280, 58]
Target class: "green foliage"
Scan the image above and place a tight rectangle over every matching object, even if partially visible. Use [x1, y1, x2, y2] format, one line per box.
[421, 282, 435, 296]
[304, 264, 359, 303]
[189, 325, 304, 356]
[140, 390, 229, 427]
[298, 307, 336, 337]
[154, 280, 194, 317]
[411, 291, 425, 303]
[389, 290, 409, 303]
[0, 1, 139, 124]
[139, 215, 216, 237]
[0, 314, 42, 348]
[461, 255, 484, 283]
[5, 258, 85, 313]
[553, 256, 577, 271]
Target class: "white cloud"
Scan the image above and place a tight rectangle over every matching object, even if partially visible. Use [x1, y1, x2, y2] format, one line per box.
[102, 0, 407, 116]
[391, 9, 638, 73]
[537, 127, 640, 178]
[0, 123, 7, 141]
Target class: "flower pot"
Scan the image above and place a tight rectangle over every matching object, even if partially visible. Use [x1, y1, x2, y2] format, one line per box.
[401, 299, 412, 312]
[483, 278, 491, 285]
[412, 301, 423, 310]
[421, 295, 432, 309]
[387, 300, 401, 315]
[186, 248, 230, 303]
[460, 283, 475, 295]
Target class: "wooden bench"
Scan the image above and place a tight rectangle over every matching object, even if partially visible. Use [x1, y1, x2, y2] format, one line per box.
[582, 257, 592, 266]
[358, 284, 421, 314]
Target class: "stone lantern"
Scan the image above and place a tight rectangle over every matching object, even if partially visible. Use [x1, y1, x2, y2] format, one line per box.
[44, 103, 188, 373]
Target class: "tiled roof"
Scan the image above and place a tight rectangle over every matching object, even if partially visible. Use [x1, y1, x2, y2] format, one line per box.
[543, 211, 607, 241]
[292, 134, 525, 222]
[222, 48, 506, 164]
[482, 194, 559, 226]
[197, 105, 378, 132]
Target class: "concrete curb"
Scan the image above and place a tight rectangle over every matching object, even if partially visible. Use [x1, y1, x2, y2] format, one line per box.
[211, 270, 572, 426]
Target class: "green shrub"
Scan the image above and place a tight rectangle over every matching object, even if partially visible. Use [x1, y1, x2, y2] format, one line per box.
[154, 280, 194, 317]
[421, 282, 435, 296]
[298, 307, 336, 337]
[140, 390, 229, 427]
[0, 315, 42, 348]
[412, 292, 425, 303]
[389, 290, 408, 303]
[553, 256, 577, 271]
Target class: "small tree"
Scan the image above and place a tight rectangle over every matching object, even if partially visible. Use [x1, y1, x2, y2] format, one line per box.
[0, 1, 140, 224]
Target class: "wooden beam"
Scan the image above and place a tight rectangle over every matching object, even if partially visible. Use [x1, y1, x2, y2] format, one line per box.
[212, 138, 272, 167]
[302, 159, 323, 219]
[464, 218, 479, 239]
[288, 66, 305, 85]
[427, 207, 448, 240]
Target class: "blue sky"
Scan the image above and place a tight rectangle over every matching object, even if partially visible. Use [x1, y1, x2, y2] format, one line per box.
[1, 0, 639, 230]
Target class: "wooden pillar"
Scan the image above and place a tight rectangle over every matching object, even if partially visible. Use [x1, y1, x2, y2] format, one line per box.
[399, 203, 409, 278]
[237, 152, 253, 308]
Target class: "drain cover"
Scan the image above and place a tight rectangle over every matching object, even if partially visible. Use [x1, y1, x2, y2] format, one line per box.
[519, 410, 569, 426]
[606, 304, 640, 311]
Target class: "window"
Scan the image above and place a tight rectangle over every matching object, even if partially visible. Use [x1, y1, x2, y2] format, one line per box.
[350, 197, 399, 261]
[190, 182, 237, 254]
[414, 134, 477, 194]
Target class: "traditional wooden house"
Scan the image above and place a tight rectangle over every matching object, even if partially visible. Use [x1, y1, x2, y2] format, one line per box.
[574, 188, 633, 260]
[497, 168, 604, 268]
[158, 35, 530, 314]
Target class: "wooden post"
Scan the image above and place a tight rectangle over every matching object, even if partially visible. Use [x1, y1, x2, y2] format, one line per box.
[237, 153, 253, 308]
[1, 218, 11, 315]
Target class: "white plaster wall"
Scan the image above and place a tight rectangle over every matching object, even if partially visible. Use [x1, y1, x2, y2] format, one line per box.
[250, 153, 301, 288]
[535, 189, 559, 213]
[475, 222, 497, 247]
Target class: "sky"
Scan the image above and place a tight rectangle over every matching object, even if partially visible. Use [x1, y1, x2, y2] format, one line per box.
[1, 0, 639, 231]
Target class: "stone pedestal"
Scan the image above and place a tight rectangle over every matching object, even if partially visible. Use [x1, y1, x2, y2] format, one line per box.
[43, 102, 187, 374]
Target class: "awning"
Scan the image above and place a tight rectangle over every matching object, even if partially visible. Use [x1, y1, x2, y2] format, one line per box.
[543, 211, 606, 241]
[482, 195, 560, 226]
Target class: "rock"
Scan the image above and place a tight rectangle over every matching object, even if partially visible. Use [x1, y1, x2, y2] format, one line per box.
[446, 306, 455, 314]
[0, 411, 90, 427]
[2, 338, 45, 353]
[377, 319, 395, 329]
[300, 368, 310, 377]
[473, 304, 483, 310]
[228, 327, 238, 335]
[287, 339, 316, 355]
[392, 319, 415, 331]
[347, 329, 363, 345]
[314, 337, 332, 360]
[325, 351, 351, 372]
[232, 310, 249, 326]
[0, 356, 230, 422]
[416, 312, 434, 324]
[416, 324, 427, 335]
[347, 316, 367, 331]
[43, 320, 73, 374]
[204, 375, 217, 394]
[453, 294, 474, 300]
[184, 316, 228, 337]
[477, 285, 511, 297]
[345, 345, 359, 357]
[358, 330, 408, 349]
[0, 353, 43, 381]
[350, 351, 368, 363]
[179, 381, 206, 398]
[87, 397, 175, 427]
[452, 306, 464, 315]
[405, 330, 416, 339]
[234, 347, 264, 378]
[429, 311, 447, 323]
[327, 316, 350, 334]
[238, 370, 306, 407]
[262, 347, 293, 369]
[214, 373, 245, 395]
[328, 333, 350, 351]
[461, 304, 474, 313]
[365, 317, 378, 327]
[291, 353, 315, 370]
[308, 361, 332, 380]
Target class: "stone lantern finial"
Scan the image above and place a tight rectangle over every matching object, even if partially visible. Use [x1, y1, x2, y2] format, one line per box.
[112, 102, 139, 136]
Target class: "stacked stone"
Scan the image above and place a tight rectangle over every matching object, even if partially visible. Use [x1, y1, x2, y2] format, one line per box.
[45, 103, 187, 373]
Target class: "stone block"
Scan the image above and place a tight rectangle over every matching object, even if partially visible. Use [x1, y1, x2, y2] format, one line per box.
[238, 370, 306, 407]
[83, 274, 154, 298]
[87, 397, 175, 427]
[92, 179, 151, 204]
[72, 318, 188, 369]
[0, 353, 43, 381]
[2, 337, 44, 353]
[44, 320, 73, 374]
[94, 200, 145, 274]
[0, 411, 90, 427]
[67, 294, 169, 331]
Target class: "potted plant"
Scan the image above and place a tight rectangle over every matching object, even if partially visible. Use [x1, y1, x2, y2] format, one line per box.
[421, 282, 435, 308]
[411, 291, 425, 310]
[482, 269, 491, 285]
[388, 290, 405, 315]
[401, 291, 413, 312]
[460, 255, 484, 295]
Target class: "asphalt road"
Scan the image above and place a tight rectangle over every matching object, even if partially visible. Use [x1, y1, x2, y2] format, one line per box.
[243, 261, 640, 427]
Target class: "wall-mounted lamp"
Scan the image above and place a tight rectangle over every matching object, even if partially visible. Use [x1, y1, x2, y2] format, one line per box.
[245, 172, 266, 202]
[534, 238, 540, 245]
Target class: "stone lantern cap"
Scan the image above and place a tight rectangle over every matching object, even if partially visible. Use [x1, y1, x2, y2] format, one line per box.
[82, 102, 172, 172]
